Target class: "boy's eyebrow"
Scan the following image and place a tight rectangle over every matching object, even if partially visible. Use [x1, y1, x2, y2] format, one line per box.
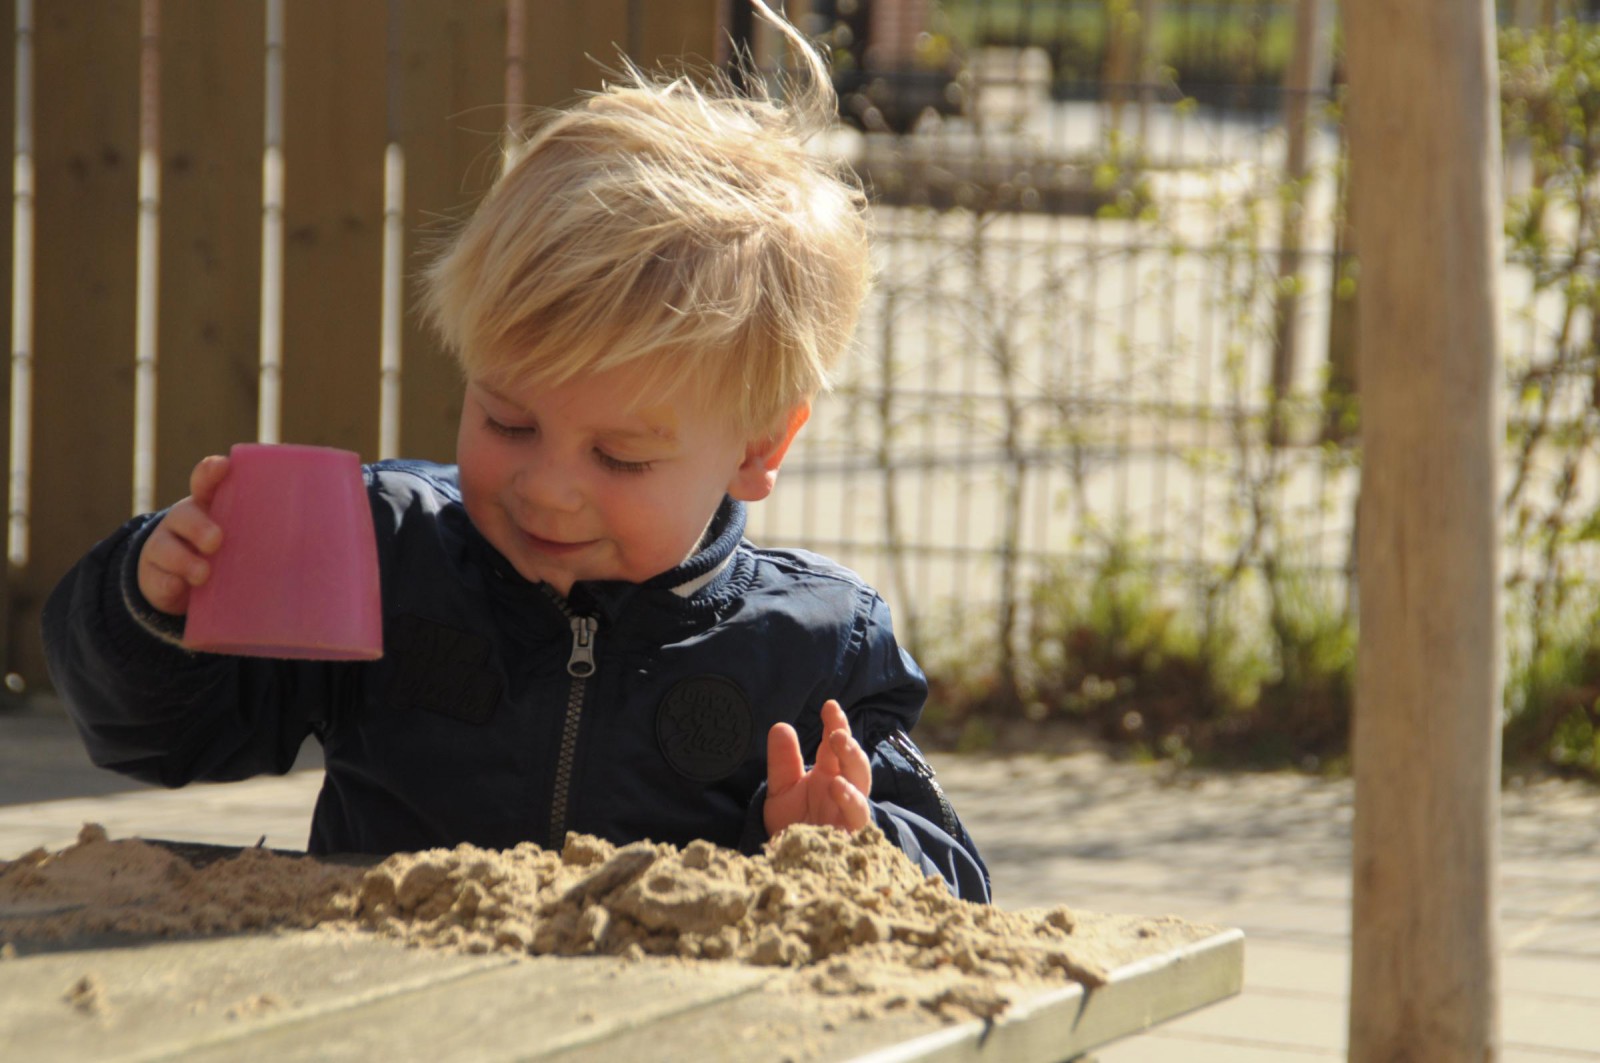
[596, 424, 678, 446]
[602, 407, 681, 446]
[477, 382, 532, 411]
[477, 384, 680, 444]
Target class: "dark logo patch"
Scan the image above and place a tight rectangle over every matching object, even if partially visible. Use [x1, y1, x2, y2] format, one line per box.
[384, 614, 503, 725]
[656, 676, 753, 782]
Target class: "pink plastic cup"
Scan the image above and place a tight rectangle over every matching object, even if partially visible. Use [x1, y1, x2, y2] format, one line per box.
[182, 443, 383, 660]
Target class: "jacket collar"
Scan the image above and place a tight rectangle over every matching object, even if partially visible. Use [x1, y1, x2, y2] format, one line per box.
[640, 495, 745, 597]
[552, 496, 749, 621]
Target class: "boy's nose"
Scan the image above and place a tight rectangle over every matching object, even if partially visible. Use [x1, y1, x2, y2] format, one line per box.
[513, 461, 584, 514]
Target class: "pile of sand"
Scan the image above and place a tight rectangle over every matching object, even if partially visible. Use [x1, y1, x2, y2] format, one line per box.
[0, 824, 359, 939]
[1, 823, 1199, 1022]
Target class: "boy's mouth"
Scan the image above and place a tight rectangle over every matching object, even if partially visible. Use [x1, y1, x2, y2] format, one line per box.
[522, 531, 596, 556]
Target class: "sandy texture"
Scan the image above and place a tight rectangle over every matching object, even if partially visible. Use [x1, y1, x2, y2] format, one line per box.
[2, 823, 1213, 1022]
[0, 824, 360, 939]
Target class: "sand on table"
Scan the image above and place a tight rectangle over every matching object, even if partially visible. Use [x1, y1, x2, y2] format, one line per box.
[1, 822, 1217, 1022]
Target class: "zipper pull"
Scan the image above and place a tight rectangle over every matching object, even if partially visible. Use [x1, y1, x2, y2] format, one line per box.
[888, 730, 935, 778]
[566, 616, 597, 677]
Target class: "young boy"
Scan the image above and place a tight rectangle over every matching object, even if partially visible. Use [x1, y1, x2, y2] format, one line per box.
[41, 3, 989, 901]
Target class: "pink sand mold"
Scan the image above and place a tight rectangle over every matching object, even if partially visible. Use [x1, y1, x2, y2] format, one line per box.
[183, 443, 383, 661]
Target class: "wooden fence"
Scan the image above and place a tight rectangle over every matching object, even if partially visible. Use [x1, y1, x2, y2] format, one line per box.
[0, 0, 722, 688]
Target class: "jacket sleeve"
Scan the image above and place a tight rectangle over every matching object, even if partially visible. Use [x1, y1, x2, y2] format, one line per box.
[844, 592, 992, 902]
[40, 514, 342, 788]
[864, 728, 992, 903]
[829, 591, 993, 903]
[734, 589, 991, 901]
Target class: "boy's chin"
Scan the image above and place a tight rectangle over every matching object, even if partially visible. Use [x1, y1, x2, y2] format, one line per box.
[519, 564, 576, 596]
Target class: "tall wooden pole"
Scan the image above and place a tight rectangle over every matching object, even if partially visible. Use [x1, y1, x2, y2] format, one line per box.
[1268, 0, 1334, 446]
[1344, 0, 1503, 1059]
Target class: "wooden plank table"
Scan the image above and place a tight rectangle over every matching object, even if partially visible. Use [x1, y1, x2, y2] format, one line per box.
[0, 917, 1242, 1061]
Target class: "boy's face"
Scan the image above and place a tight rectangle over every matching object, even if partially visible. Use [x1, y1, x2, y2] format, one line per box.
[456, 364, 778, 597]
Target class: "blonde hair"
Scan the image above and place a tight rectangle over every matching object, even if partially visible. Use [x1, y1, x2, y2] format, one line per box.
[422, 2, 870, 439]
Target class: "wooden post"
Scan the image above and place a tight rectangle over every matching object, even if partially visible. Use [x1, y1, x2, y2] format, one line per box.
[1323, 116, 1358, 443]
[1134, 0, 1158, 150]
[1344, 0, 1503, 1059]
[1267, 0, 1333, 446]
[1102, 0, 1134, 140]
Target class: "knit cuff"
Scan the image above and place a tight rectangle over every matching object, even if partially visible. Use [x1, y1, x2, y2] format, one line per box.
[112, 512, 191, 650]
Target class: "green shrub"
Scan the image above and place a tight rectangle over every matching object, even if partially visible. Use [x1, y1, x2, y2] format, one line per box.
[1505, 596, 1600, 777]
[921, 543, 1354, 770]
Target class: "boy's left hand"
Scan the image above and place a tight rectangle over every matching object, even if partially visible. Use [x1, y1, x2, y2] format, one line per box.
[764, 699, 872, 836]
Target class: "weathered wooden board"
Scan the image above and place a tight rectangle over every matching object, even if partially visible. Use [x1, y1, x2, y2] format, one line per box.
[0, 924, 1243, 1063]
[542, 928, 1245, 1063]
[167, 951, 777, 1063]
[0, 932, 508, 1061]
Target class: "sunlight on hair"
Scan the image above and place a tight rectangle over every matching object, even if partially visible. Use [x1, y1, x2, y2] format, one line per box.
[422, 1, 871, 440]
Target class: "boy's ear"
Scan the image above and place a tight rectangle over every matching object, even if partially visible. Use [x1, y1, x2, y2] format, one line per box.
[728, 403, 810, 502]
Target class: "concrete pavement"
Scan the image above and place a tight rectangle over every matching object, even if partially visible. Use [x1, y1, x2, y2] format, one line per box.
[3, 698, 1597, 1060]
[936, 754, 1600, 1060]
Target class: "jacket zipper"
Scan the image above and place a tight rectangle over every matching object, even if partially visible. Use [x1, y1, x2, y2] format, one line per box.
[543, 588, 597, 849]
[886, 730, 962, 840]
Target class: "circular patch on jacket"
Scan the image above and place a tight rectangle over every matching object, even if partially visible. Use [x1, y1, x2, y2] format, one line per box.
[656, 675, 753, 782]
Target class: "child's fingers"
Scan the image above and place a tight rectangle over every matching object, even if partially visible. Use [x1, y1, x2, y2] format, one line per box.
[138, 565, 191, 613]
[829, 728, 872, 798]
[188, 455, 231, 509]
[814, 698, 849, 776]
[766, 722, 805, 797]
[141, 524, 211, 587]
[160, 500, 224, 558]
[137, 524, 211, 614]
[821, 698, 850, 734]
[763, 723, 809, 837]
[829, 775, 871, 832]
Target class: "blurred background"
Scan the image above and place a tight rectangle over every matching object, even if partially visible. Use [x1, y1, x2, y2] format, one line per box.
[1, 0, 1598, 784]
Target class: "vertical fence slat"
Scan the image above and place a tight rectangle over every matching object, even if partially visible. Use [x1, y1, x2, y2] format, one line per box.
[504, 0, 526, 149]
[259, 0, 284, 443]
[132, 0, 160, 515]
[0, 3, 11, 682]
[377, 0, 403, 460]
[6, 0, 29, 574]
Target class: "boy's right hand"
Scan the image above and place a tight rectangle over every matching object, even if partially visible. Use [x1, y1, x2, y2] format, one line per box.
[136, 455, 230, 615]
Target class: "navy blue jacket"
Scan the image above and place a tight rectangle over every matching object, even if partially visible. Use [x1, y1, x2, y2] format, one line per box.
[42, 461, 990, 900]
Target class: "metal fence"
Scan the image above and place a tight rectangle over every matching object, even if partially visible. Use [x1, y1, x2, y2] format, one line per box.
[750, 0, 1354, 666]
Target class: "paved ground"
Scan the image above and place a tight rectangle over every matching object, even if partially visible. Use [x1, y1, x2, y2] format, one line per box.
[3, 696, 1598, 1060]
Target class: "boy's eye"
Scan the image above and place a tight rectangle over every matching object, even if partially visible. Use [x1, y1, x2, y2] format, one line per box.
[595, 450, 653, 475]
[486, 416, 535, 438]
